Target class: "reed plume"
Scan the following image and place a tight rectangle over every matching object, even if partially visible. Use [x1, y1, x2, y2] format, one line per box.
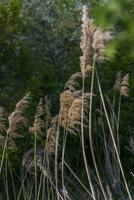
[64, 72, 82, 92]
[114, 72, 129, 97]
[29, 96, 52, 134]
[68, 93, 93, 133]
[59, 90, 81, 129]
[46, 115, 59, 154]
[92, 28, 112, 62]
[7, 93, 30, 137]
[59, 72, 83, 129]
[64, 72, 92, 92]
[120, 74, 129, 97]
[80, 5, 94, 74]
[0, 134, 16, 149]
[0, 107, 7, 134]
[29, 97, 46, 134]
[114, 71, 122, 91]
[0, 107, 16, 149]
[80, 5, 112, 73]
[44, 95, 52, 130]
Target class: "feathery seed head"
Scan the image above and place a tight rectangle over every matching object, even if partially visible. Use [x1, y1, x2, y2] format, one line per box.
[121, 74, 129, 97]
[29, 97, 46, 134]
[80, 5, 93, 74]
[0, 134, 16, 149]
[46, 115, 59, 153]
[64, 72, 82, 91]
[0, 107, 7, 133]
[59, 91, 76, 128]
[114, 72, 129, 97]
[68, 93, 93, 133]
[80, 5, 113, 70]
[7, 93, 30, 137]
[44, 95, 52, 129]
[16, 93, 30, 112]
[92, 28, 113, 62]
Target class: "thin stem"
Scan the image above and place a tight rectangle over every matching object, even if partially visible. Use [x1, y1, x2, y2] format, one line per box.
[96, 69, 132, 200]
[89, 55, 108, 200]
[54, 117, 60, 200]
[0, 132, 9, 174]
[117, 93, 122, 154]
[34, 132, 37, 199]
[64, 161, 93, 198]
[8, 160, 17, 200]
[81, 70, 96, 200]
[61, 128, 68, 200]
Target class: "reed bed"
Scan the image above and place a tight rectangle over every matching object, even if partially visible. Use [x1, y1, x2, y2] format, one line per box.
[0, 5, 133, 200]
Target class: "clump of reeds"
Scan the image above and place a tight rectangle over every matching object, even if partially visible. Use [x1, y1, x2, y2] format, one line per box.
[0, 5, 133, 200]
[47, 4, 113, 141]
[79, 5, 133, 200]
